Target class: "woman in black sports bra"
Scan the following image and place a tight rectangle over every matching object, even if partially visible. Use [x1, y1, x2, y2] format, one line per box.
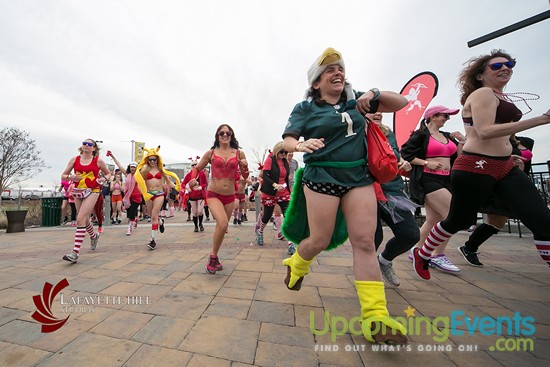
[411, 49, 550, 281]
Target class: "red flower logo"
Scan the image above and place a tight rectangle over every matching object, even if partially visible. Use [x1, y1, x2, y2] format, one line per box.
[31, 278, 70, 333]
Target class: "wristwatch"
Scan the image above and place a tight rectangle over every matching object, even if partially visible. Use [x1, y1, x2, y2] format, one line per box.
[369, 88, 380, 101]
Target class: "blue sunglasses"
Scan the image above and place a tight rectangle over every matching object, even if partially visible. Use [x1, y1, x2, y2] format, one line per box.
[487, 60, 516, 71]
[82, 141, 94, 147]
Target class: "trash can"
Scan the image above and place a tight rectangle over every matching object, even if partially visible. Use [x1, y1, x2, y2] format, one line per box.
[41, 197, 63, 227]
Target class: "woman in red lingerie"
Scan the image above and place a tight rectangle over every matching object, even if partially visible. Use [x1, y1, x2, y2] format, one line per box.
[191, 124, 249, 274]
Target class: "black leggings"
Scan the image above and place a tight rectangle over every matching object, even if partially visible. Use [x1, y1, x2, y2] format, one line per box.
[441, 167, 550, 241]
[127, 201, 140, 221]
[70, 202, 77, 221]
[375, 204, 420, 261]
[261, 201, 290, 224]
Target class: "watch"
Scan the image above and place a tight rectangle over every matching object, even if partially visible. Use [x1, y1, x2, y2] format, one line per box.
[369, 88, 380, 101]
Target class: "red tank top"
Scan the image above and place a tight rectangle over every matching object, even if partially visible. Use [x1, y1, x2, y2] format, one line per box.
[211, 150, 239, 180]
[74, 156, 100, 189]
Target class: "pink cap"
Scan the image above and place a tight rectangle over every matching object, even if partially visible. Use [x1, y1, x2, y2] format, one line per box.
[423, 105, 460, 120]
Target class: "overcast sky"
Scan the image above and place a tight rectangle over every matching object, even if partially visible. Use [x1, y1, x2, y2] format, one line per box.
[1, 0, 549, 189]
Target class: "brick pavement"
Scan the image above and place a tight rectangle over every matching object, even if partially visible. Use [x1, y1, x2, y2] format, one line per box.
[0, 212, 549, 367]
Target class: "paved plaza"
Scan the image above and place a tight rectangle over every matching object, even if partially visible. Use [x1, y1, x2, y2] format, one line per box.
[0, 212, 549, 367]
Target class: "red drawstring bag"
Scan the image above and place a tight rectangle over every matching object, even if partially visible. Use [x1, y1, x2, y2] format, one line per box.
[365, 118, 399, 184]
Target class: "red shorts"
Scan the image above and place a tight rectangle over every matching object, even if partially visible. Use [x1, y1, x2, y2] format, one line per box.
[111, 194, 122, 203]
[235, 193, 246, 203]
[207, 191, 235, 206]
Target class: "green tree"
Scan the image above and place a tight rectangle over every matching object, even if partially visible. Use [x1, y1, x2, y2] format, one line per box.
[0, 126, 49, 206]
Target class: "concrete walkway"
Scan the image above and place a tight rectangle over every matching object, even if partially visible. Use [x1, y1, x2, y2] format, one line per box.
[0, 212, 548, 367]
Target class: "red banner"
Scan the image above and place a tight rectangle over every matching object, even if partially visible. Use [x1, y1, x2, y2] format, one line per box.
[393, 72, 439, 148]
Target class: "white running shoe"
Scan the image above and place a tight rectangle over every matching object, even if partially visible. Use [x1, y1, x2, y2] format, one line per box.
[430, 254, 460, 273]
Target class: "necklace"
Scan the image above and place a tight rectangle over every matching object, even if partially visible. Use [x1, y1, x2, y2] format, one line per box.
[494, 91, 540, 115]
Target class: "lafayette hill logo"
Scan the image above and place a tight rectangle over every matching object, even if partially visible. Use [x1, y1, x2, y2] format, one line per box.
[31, 278, 153, 333]
[31, 278, 70, 333]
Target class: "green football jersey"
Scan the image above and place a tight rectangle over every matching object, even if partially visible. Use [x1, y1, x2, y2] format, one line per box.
[283, 99, 372, 187]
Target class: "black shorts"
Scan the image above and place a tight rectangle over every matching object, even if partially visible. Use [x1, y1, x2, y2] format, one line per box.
[421, 173, 451, 195]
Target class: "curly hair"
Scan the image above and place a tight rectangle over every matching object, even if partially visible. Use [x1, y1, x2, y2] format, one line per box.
[457, 49, 514, 105]
[212, 124, 240, 149]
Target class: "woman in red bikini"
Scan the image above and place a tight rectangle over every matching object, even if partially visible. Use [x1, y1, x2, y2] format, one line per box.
[61, 138, 111, 263]
[191, 124, 249, 274]
[134, 146, 180, 250]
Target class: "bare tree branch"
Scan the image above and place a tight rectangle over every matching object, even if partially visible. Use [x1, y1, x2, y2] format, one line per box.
[0, 126, 50, 195]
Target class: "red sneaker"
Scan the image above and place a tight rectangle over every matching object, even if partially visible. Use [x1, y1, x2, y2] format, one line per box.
[206, 255, 219, 274]
[412, 248, 431, 280]
[212, 255, 223, 271]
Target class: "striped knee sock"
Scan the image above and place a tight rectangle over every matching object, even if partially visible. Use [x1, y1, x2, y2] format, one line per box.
[73, 227, 86, 253]
[535, 240, 550, 267]
[85, 223, 97, 239]
[258, 221, 267, 235]
[420, 222, 452, 260]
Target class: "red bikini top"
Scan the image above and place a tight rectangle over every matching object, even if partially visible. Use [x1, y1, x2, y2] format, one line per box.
[210, 150, 239, 180]
[147, 171, 162, 180]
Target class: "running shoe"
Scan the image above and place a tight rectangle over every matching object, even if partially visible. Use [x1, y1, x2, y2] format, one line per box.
[211, 255, 223, 271]
[63, 251, 78, 263]
[430, 254, 460, 273]
[206, 255, 219, 274]
[159, 218, 165, 233]
[147, 239, 156, 250]
[378, 256, 400, 286]
[458, 246, 484, 267]
[407, 247, 415, 262]
[287, 242, 296, 255]
[412, 248, 431, 280]
[90, 233, 100, 250]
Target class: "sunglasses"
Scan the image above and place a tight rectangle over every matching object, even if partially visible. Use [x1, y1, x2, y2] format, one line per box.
[148, 158, 158, 162]
[191, 164, 197, 167]
[82, 141, 94, 147]
[279, 150, 288, 155]
[218, 131, 232, 137]
[486, 60, 516, 71]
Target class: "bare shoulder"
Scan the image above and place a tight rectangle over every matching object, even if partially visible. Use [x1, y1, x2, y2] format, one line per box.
[470, 87, 495, 100]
